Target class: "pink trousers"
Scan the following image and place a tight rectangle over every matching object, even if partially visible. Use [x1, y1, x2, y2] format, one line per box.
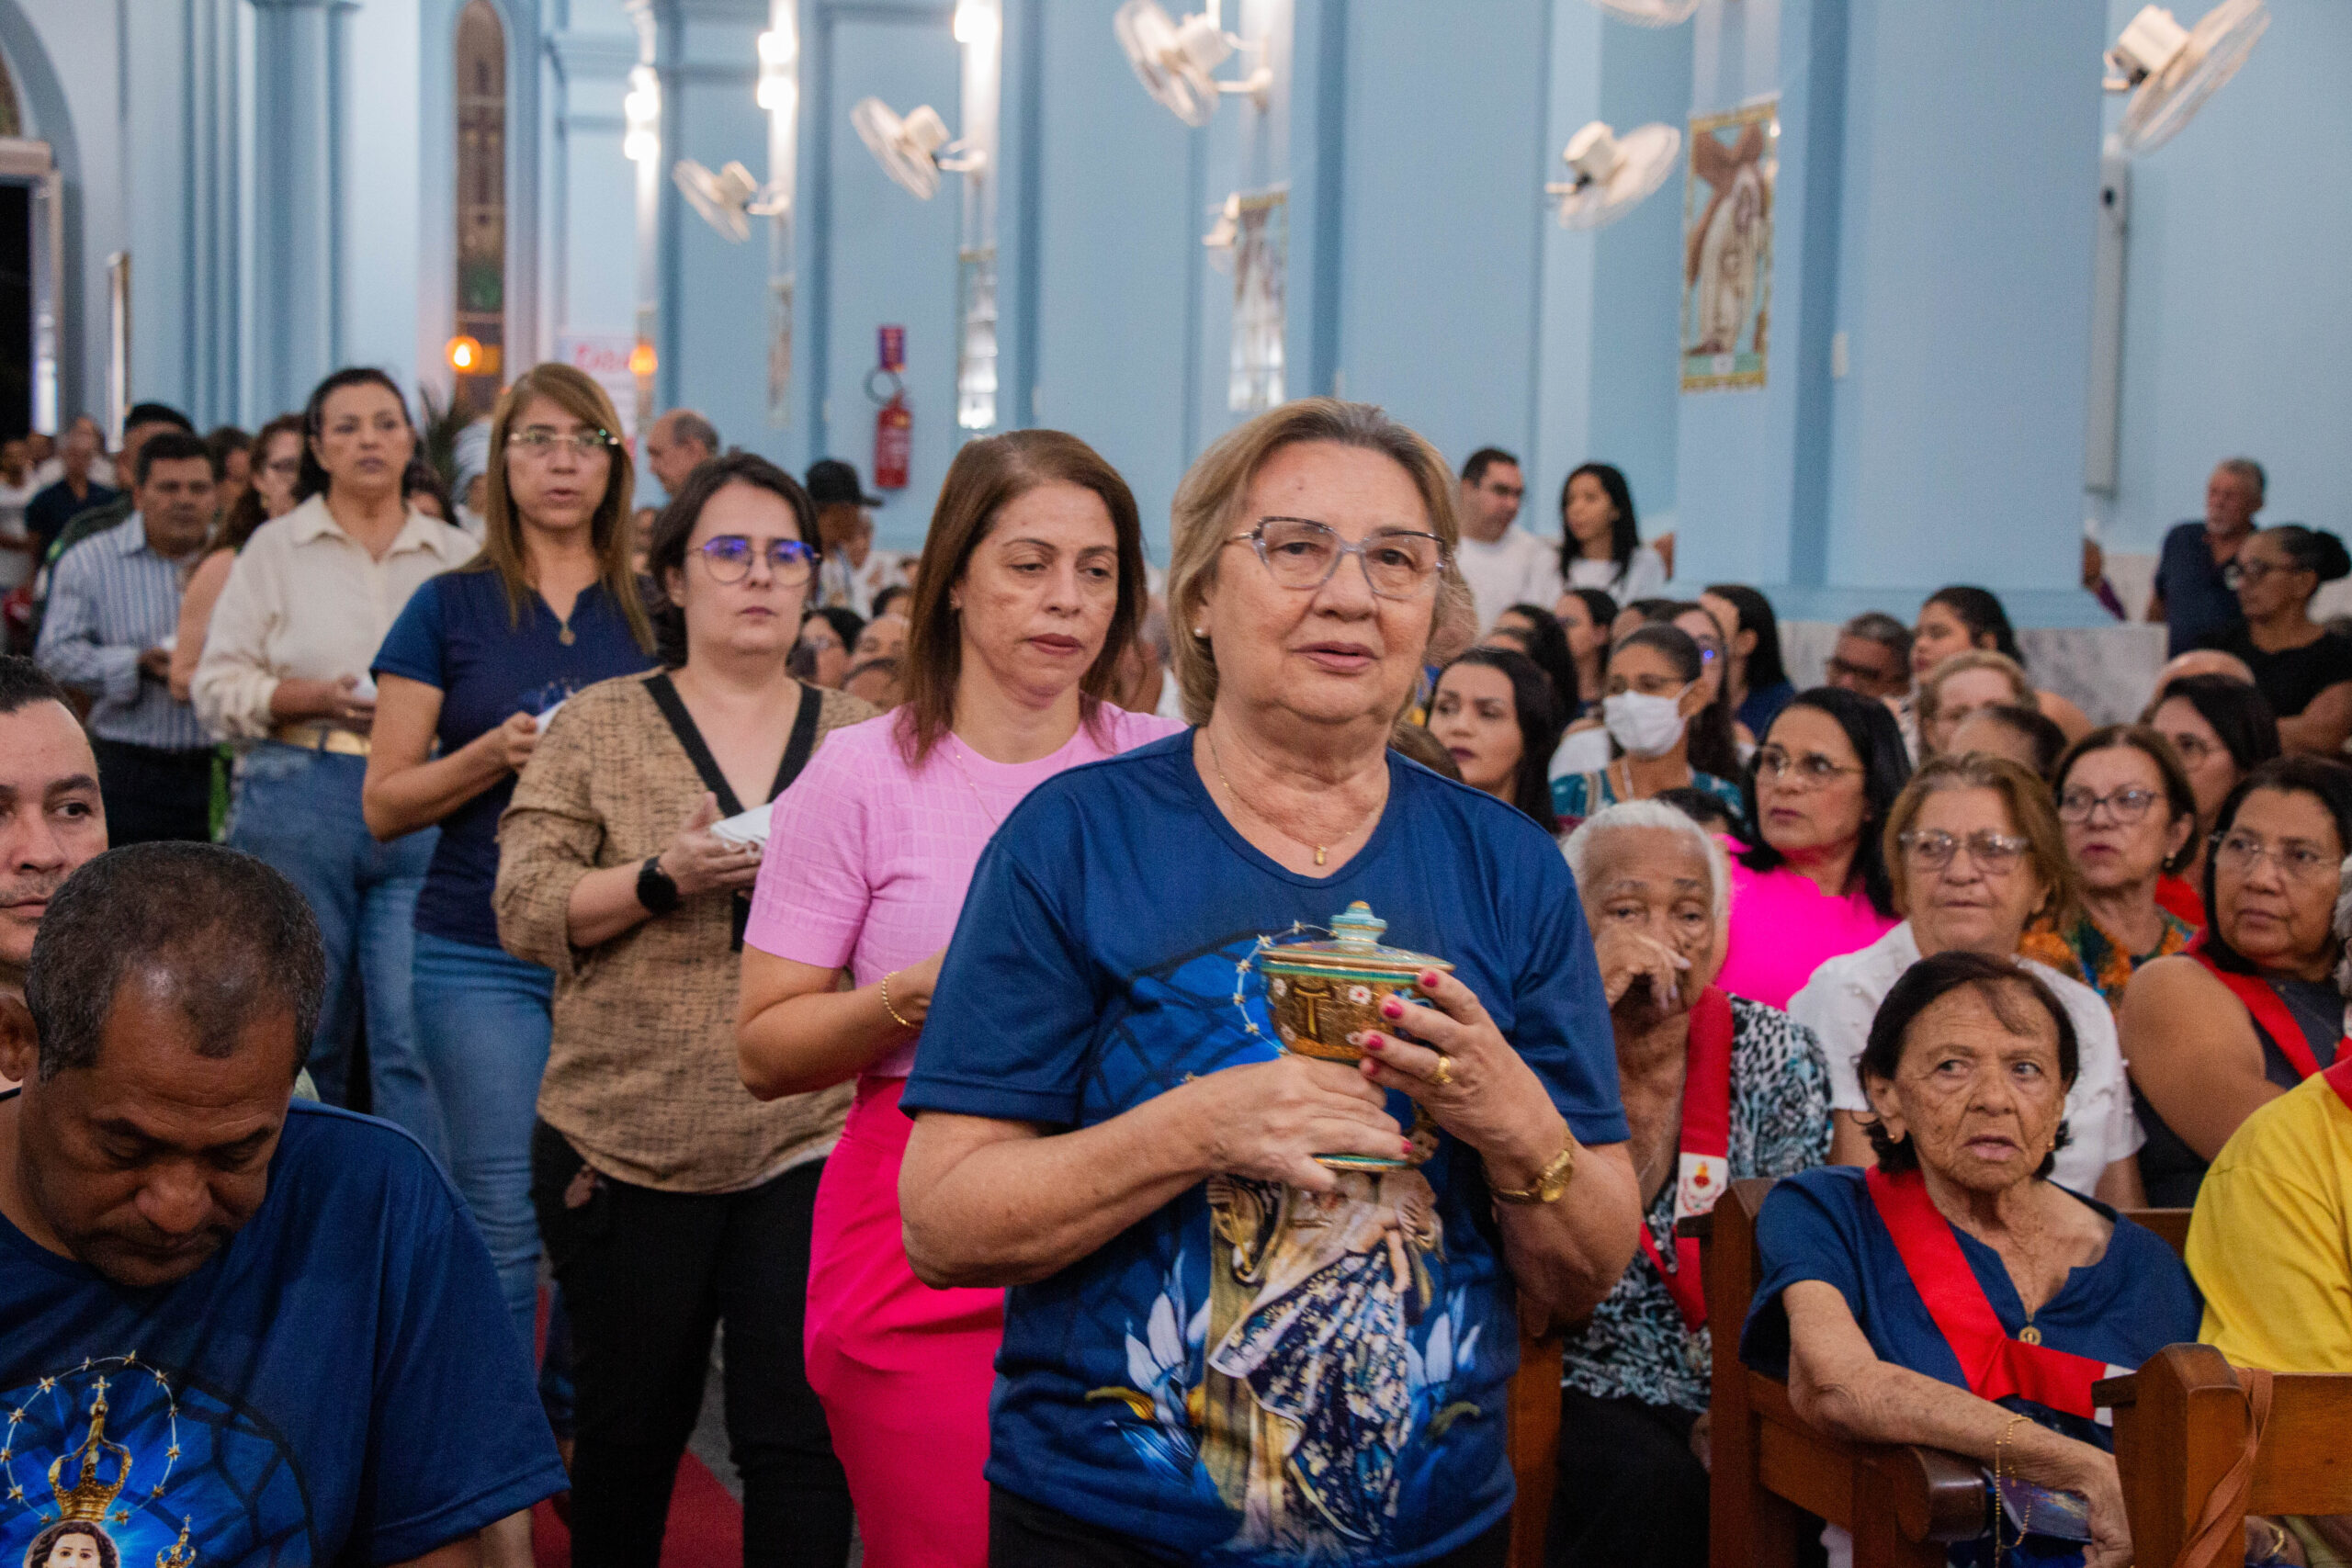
[805, 1077, 1002, 1568]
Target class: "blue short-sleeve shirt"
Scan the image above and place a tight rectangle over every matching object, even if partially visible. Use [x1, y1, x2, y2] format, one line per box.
[372, 569, 654, 949]
[0, 1099, 567, 1568]
[901, 735, 1625, 1566]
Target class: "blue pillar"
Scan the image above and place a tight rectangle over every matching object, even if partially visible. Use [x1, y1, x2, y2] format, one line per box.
[249, 0, 351, 416]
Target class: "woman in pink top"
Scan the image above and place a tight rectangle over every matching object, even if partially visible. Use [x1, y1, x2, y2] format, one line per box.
[1716, 687, 1911, 1007]
[737, 431, 1181, 1568]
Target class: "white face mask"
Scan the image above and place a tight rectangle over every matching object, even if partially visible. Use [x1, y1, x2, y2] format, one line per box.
[1603, 689, 1689, 758]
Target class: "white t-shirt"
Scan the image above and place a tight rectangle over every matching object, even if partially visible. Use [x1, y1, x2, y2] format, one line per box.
[1454, 526, 1564, 634]
[1785, 921, 2143, 1195]
[1564, 545, 1668, 604]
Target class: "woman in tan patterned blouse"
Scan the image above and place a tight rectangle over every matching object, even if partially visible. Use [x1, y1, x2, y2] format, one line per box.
[495, 452, 869, 1568]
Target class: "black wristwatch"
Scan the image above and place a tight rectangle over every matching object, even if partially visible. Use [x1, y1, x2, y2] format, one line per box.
[636, 853, 681, 916]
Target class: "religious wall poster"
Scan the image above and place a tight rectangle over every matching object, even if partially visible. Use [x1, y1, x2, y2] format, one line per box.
[1229, 187, 1288, 413]
[1680, 97, 1777, 393]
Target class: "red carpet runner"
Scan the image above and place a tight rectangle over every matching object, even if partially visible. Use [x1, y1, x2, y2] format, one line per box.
[530, 1459, 744, 1568]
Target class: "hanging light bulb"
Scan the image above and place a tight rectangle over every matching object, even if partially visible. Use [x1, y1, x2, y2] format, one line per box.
[623, 66, 662, 164]
[757, 23, 797, 112]
[953, 0, 1000, 48]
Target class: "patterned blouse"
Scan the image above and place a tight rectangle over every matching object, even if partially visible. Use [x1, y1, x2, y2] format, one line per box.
[2018, 908, 2197, 1012]
[1551, 766, 1746, 824]
[1561, 995, 1833, 1413]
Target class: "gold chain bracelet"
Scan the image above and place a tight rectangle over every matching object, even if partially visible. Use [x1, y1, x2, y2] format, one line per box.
[879, 971, 917, 1030]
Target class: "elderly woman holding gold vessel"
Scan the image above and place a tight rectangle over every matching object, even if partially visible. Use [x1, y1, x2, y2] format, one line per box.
[895, 399, 1640, 1567]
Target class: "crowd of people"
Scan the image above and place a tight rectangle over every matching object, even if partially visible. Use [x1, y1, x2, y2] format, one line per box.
[1, 372, 2347, 1568]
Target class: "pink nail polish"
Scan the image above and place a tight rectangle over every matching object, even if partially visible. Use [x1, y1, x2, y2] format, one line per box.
[1419, 971, 1442, 988]
[1400, 1140, 1417, 1156]
[1363, 1034, 1385, 1052]
[1381, 998, 1404, 1020]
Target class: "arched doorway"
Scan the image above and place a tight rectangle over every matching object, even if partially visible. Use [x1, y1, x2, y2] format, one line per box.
[454, 0, 506, 413]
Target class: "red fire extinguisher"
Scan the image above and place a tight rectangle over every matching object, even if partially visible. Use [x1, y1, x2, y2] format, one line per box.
[871, 325, 910, 491]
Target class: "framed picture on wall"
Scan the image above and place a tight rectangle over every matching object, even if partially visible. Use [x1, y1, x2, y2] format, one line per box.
[1679, 96, 1778, 394]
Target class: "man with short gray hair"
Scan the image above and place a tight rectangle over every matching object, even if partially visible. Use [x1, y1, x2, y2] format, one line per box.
[2151, 457, 2266, 657]
[1824, 612, 1914, 702]
[0, 841, 566, 1566]
[643, 409, 719, 497]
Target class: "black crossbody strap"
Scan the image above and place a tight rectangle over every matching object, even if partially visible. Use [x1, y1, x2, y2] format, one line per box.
[643, 671, 744, 818]
[769, 682, 824, 801]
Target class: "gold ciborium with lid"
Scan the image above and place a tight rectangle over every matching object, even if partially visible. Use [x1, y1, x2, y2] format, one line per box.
[1257, 900, 1453, 1171]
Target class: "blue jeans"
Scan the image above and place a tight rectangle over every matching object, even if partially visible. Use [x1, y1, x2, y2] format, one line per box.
[412, 929, 554, 1357]
[227, 742, 445, 1163]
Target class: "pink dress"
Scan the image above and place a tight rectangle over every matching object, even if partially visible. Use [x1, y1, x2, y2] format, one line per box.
[1714, 841, 1898, 1010]
[744, 705, 1183, 1568]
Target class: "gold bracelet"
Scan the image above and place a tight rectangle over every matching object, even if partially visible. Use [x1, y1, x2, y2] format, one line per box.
[879, 971, 917, 1030]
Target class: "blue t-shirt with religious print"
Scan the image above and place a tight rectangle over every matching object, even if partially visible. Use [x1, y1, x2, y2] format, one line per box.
[901, 735, 1626, 1566]
[372, 569, 654, 951]
[1740, 1166, 2201, 1567]
[0, 1099, 566, 1568]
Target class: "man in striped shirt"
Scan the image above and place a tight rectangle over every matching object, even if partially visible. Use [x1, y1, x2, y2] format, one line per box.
[34, 431, 217, 844]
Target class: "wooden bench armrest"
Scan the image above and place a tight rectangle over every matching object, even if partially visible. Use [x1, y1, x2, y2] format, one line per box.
[1747, 1371, 1987, 1542]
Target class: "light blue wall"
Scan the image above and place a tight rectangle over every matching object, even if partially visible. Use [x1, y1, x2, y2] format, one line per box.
[12, 0, 2346, 631]
[2102, 0, 2352, 552]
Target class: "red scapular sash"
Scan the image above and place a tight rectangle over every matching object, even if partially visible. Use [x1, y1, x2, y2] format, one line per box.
[2190, 948, 2342, 1082]
[1637, 987, 1733, 1330]
[1865, 1167, 2115, 1420]
[2328, 1055, 2352, 1115]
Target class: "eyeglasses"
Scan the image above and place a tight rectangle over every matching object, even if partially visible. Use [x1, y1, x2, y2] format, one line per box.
[508, 428, 618, 459]
[693, 536, 820, 585]
[1755, 745, 1864, 786]
[1826, 655, 1899, 685]
[1230, 516, 1449, 600]
[1897, 829, 2030, 874]
[2212, 831, 2337, 883]
[2057, 785, 2161, 824]
[2221, 558, 2298, 589]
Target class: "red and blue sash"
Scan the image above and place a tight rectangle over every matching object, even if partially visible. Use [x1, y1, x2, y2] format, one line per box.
[1637, 987, 1732, 1329]
[1865, 1167, 2116, 1420]
[2189, 948, 2338, 1081]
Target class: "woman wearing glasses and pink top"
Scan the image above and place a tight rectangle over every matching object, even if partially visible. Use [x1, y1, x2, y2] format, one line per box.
[1787, 752, 2148, 1204]
[1718, 688, 1911, 1009]
[736, 431, 1180, 1568]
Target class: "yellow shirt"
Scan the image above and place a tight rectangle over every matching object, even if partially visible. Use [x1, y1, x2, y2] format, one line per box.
[2187, 1071, 2352, 1371]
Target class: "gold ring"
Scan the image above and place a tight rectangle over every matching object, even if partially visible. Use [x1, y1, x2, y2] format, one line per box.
[1430, 1055, 1453, 1088]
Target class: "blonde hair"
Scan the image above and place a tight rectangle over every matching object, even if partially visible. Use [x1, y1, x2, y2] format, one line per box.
[1881, 751, 2075, 927]
[1917, 649, 2030, 726]
[1165, 399, 1476, 725]
[466, 363, 654, 654]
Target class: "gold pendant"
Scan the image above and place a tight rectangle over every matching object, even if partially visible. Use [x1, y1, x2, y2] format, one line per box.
[559, 626, 575, 645]
[2018, 1325, 2041, 1346]
[1314, 846, 1327, 866]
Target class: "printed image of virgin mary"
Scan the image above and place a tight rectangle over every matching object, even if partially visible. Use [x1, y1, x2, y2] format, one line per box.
[1201, 1168, 1442, 1554]
[21, 1521, 120, 1568]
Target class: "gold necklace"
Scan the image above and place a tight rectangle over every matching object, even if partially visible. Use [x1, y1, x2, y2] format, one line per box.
[942, 739, 1007, 828]
[1204, 731, 1383, 867]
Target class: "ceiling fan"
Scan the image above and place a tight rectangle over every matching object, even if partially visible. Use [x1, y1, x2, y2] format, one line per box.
[1114, 0, 1271, 128]
[1546, 119, 1682, 230]
[851, 97, 986, 200]
[671, 159, 786, 243]
[2102, 0, 2268, 155]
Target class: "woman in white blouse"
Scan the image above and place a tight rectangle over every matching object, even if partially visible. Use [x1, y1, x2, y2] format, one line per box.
[1556, 463, 1668, 603]
[1788, 750, 2146, 1203]
[192, 368, 473, 1152]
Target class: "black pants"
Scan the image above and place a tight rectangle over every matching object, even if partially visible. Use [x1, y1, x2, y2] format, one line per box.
[91, 738, 213, 845]
[1545, 1386, 1709, 1568]
[531, 1121, 852, 1568]
[989, 1485, 1511, 1568]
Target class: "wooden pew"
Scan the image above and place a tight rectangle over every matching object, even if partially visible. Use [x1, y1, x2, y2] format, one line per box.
[1507, 1313, 1566, 1568]
[2098, 1343, 2352, 1567]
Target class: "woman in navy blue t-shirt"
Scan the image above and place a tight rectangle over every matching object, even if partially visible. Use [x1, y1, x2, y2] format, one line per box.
[363, 364, 656, 1364]
[899, 400, 1644, 1568]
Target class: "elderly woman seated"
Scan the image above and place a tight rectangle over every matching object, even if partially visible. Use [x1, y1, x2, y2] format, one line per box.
[1791, 753, 2147, 1204]
[2184, 856, 2352, 1565]
[1744, 951, 2201, 1568]
[2123, 754, 2352, 1204]
[1553, 802, 1832, 1568]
